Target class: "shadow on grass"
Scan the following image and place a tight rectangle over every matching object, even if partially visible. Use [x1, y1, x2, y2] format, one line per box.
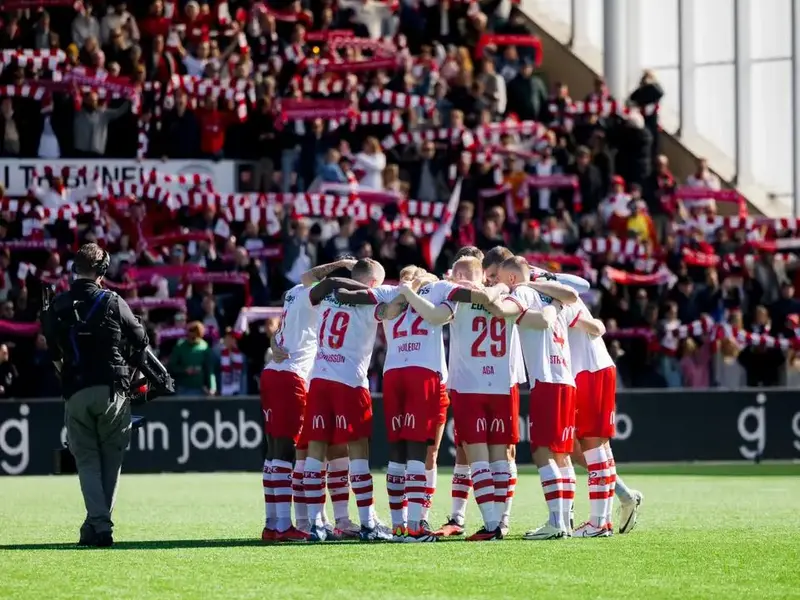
[0, 537, 466, 551]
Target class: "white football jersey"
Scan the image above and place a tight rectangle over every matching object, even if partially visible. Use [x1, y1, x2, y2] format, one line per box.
[265, 284, 318, 381]
[510, 286, 576, 388]
[448, 289, 526, 394]
[308, 291, 380, 389]
[378, 280, 456, 380]
[562, 299, 614, 375]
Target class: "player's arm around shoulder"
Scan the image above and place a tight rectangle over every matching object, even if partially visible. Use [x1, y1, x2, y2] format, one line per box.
[301, 258, 357, 287]
[485, 284, 524, 319]
[489, 285, 556, 329]
[528, 279, 579, 305]
[571, 310, 606, 338]
[309, 276, 369, 305]
[397, 282, 453, 326]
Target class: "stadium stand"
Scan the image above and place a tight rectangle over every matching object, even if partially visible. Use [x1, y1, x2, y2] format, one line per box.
[0, 0, 797, 398]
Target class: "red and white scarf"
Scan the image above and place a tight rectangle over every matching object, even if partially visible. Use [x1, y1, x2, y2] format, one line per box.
[220, 347, 244, 395]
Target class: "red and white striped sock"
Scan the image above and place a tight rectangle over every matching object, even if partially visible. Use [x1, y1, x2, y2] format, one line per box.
[584, 446, 610, 529]
[450, 464, 471, 525]
[470, 461, 498, 531]
[303, 457, 325, 527]
[421, 467, 437, 522]
[490, 459, 510, 529]
[263, 459, 276, 529]
[503, 460, 517, 522]
[326, 457, 350, 523]
[292, 459, 308, 528]
[386, 461, 407, 528]
[605, 446, 618, 528]
[349, 458, 375, 529]
[560, 462, 576, 530]
[405, 460, 427, 531]
[538, 460, 565, 530]
[272, 459, 294, 532]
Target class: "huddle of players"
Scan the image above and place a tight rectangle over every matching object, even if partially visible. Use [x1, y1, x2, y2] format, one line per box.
[259, 246, 644, 542]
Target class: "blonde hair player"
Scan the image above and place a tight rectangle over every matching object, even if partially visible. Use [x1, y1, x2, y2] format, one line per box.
[397, 255, 526, 541]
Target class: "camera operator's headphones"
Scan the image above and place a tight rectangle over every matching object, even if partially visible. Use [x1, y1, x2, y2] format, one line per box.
[71, 248, 110, 278]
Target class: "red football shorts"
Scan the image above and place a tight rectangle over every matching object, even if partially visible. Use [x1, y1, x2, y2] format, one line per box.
[450, 385, 520, 445]
[304, 378, 373, 445]
[437, 384, 450, 426]
[260, 369, 306, 444]
[575, 366, 617, 439]
[383, 367, 441, 443]
[529, 381, 577, 454]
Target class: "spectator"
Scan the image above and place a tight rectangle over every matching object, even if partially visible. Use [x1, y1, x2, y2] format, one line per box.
[0, 343, 18, 399]
[73, 92, 131, 158]
[0, 17, 22, 49]
[679, 338, 711, 388]
[505, 60, 548, 122]
[159, 90, 201, 159]
[697, 268, 724, 321]
[169, 321, 217, 396]
[100, 1, 139, 48]
[303, 129, 338, 189]
[249, 98, 279, 191]
[753, 252, 782, 307]
[513, 219, 551, 254]
[71, 4, 100, 50]
[479, 58, 507, 116]
[771, 282, 800, 326]
[0, 98, 22, 157]
[282, 218, 314, 288]
[322, 216, 356, 262]
[569, 146, 604, 214]
[409, 141, 450, 202]
[30, 11, 52, 50]
[739, 305, 785, 387]
[218, 328, 246, 397]
[625, 198, 657, 245]
[714, 337, 747, 388]
[354, 137, 387, 191]
[613, 110, 652, 187]
[196, 97, 238, 160]
[629, 70, 664, 158]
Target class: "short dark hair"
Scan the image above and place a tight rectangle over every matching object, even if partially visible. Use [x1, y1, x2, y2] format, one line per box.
[73, 243, 107, 277]
[453, 246, 484, 262]
[482, 246, 514, 270]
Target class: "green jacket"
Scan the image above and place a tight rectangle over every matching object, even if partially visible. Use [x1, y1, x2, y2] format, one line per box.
[169, 339, 216, 393]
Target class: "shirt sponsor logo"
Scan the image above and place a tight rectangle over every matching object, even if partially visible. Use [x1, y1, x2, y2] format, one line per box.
[312, 415, 326, 430]
[490, 418, 505, 433]
[335, 415, 348, 430]
[404, 413, 415, 429]
[561, 425, 575, 442]
[476, 417, 487, 432]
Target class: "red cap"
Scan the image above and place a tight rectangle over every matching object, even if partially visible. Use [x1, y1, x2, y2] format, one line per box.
[612, 175, 625, 186]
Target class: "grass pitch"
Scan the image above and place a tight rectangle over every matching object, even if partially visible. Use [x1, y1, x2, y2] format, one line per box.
[1, 464, 799, 600]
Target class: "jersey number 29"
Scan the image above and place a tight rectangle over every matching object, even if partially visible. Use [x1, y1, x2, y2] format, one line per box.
[471, 316, 506, 357]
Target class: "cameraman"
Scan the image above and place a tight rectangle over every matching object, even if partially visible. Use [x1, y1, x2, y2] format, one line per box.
[41, 243, 148, 548]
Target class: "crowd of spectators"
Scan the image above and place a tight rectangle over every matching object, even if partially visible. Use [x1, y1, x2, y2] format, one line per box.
[0, 0, 798, 399]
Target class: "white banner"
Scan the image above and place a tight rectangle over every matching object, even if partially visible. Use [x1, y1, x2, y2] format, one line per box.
[0, 159, 237, 196]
